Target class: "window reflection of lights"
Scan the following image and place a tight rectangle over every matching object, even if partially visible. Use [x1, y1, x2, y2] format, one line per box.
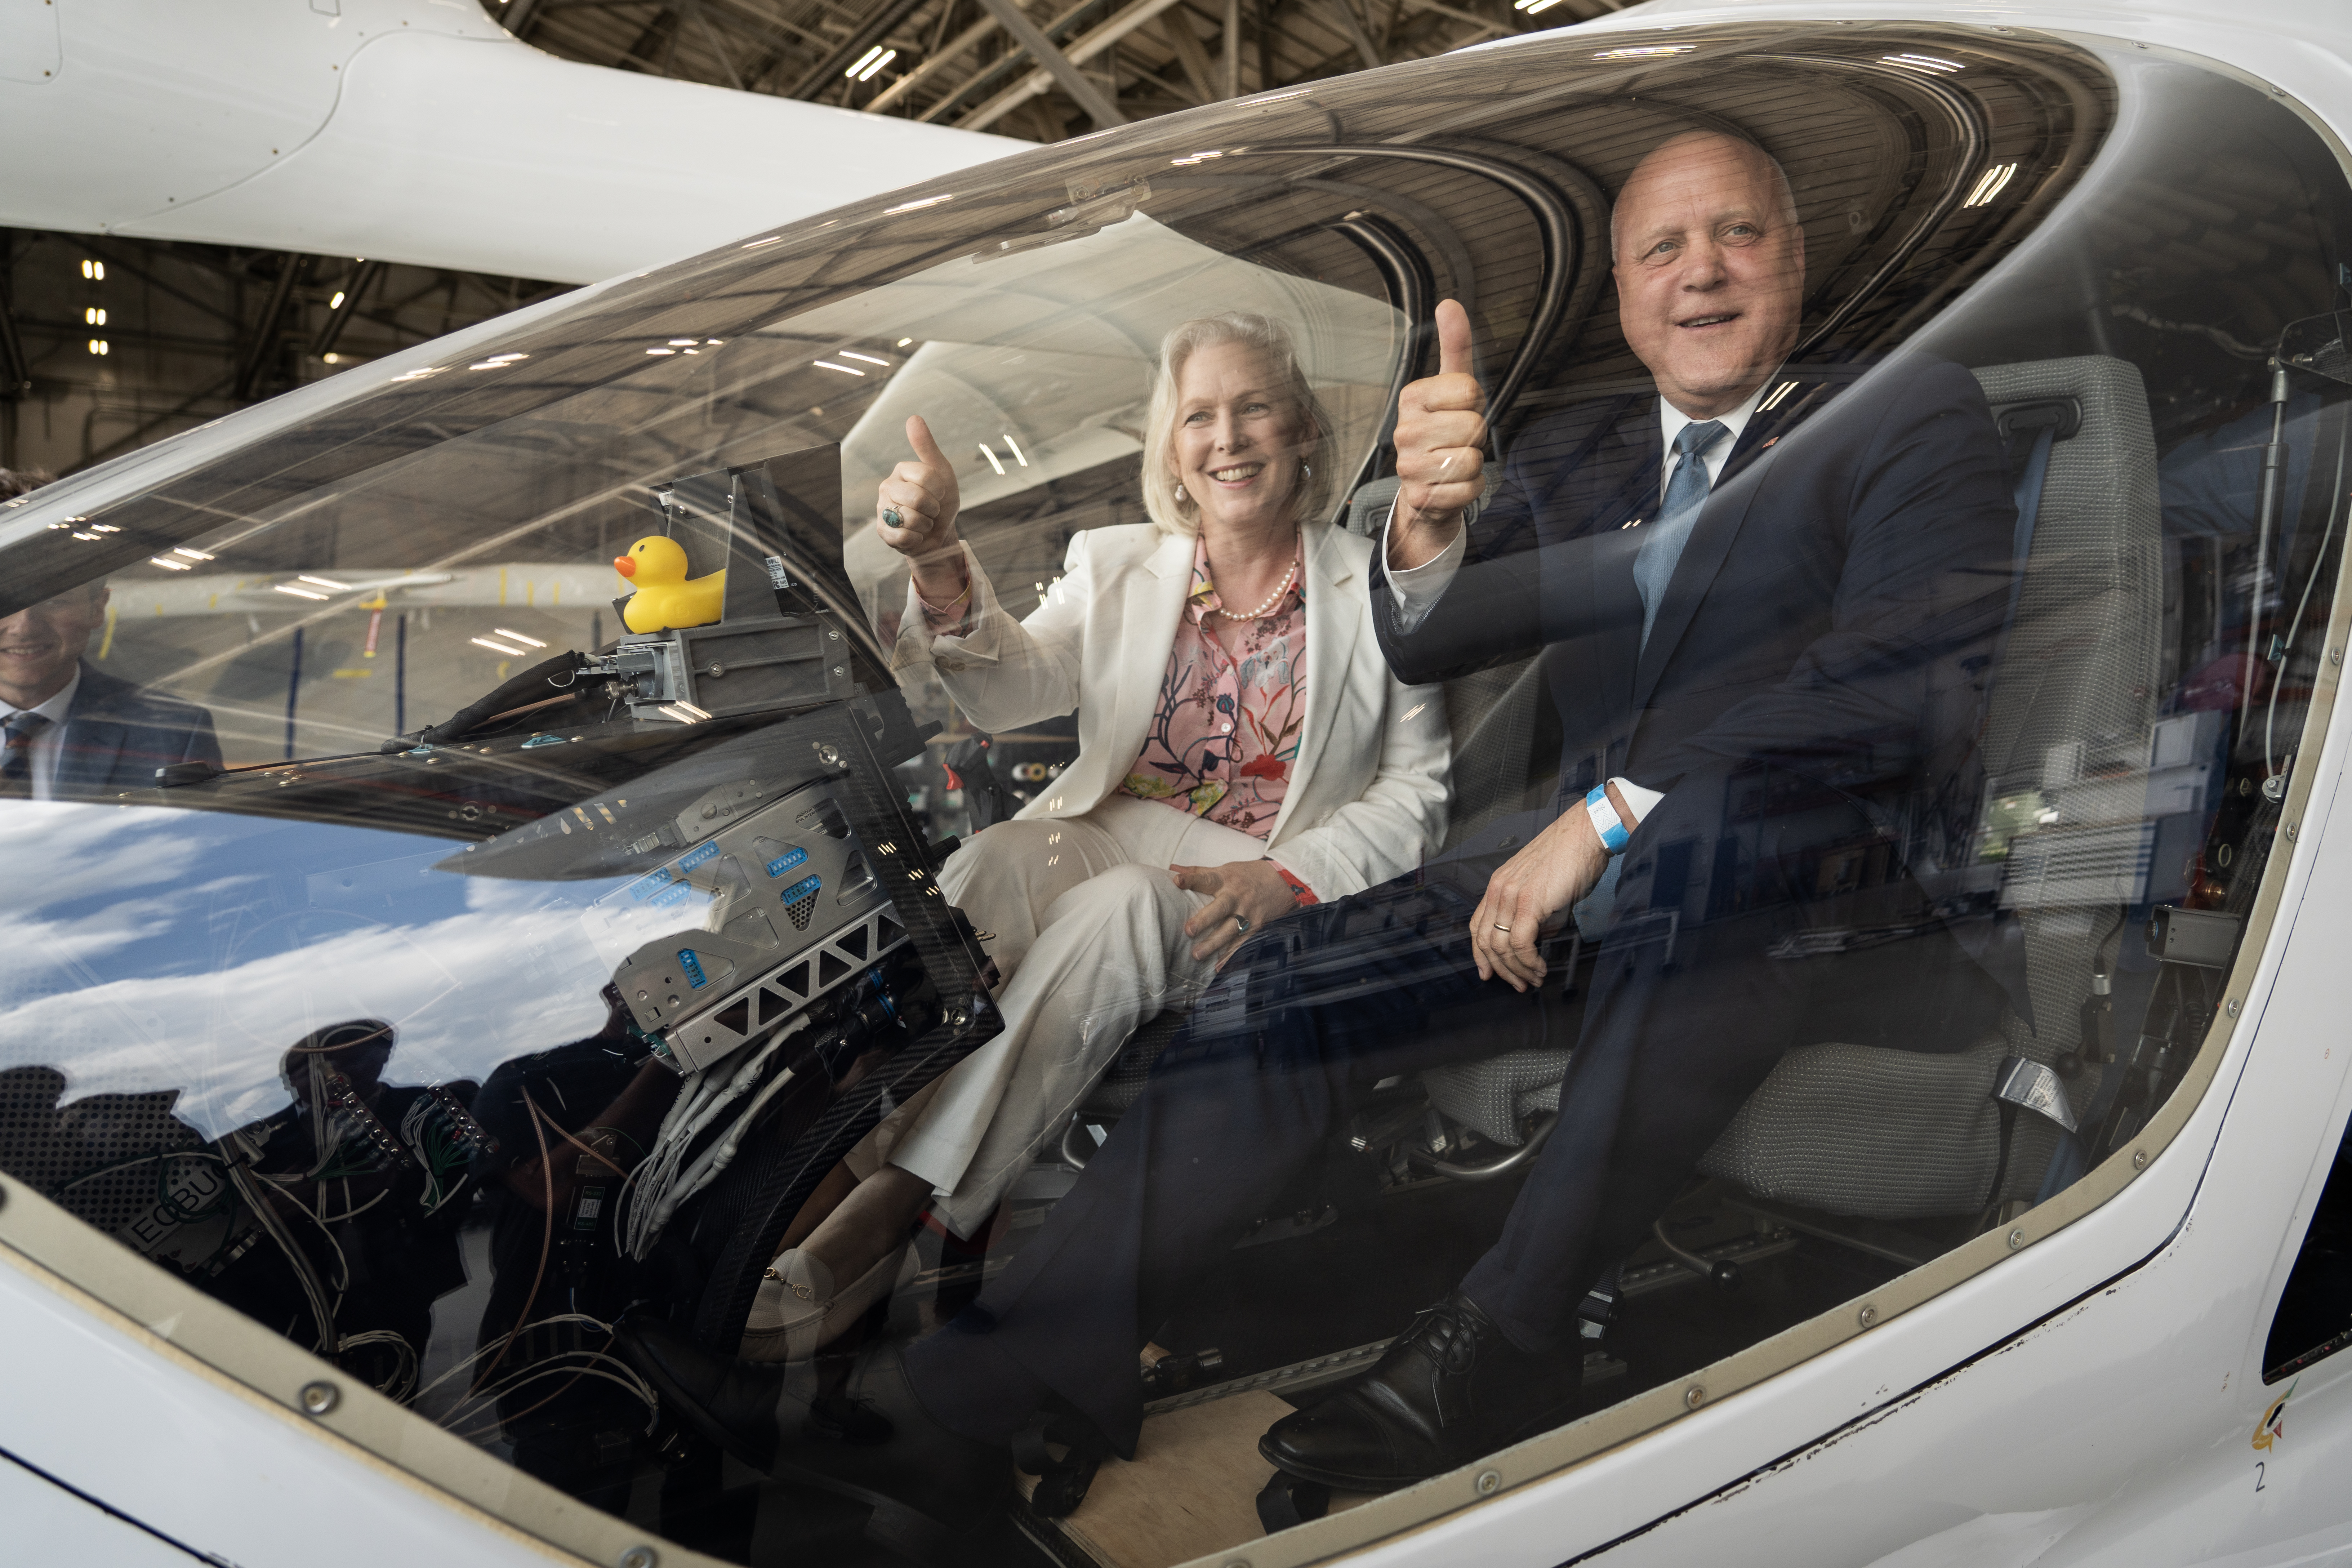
[275, 584, 330, 601]
[391, 366, 446, 381]
[1002, 433, 1029, 467]
[658, 701, 710, 724]
[846, 44, 888, 78]
[173, 546, 213, 560]
[83, 307, 105, 325]
[978, 444, 1007, 476]
[299, 575, 353, 591]
[494, 628, 547, 648]
[322, 353, 342, 365]
[897, 337, 914, 347]
[71, 531, 99, 541]
[1758, 380, 1800, 412]
[645, 347, 676, 356]
[883, 194, 954, 215]
[472, 636, 527, 656]
[89, 524, 119, 533]
[741, 236, 783, 249]
[329, 291, 347, 309]
[705, 339, 724, 346]
[87, 339, 108, 356]
[668, 338, 697, 346]
[80, 259, 104, 280]
[151, 557, 192, 571]
[1883, 52, 1964, 72]
[855, 47, 896, 82]
[840, 351, 889, 366]
[1591, 39, 1692, 52]
[815, 360, 865, 376]
[1963, 162, 2018, 208]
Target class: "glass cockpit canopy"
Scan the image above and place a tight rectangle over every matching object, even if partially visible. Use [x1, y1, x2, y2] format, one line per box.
[3, 21, 2351, 1568]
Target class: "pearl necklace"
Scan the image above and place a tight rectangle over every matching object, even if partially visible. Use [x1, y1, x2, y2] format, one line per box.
[1216, 557, 1298, 622]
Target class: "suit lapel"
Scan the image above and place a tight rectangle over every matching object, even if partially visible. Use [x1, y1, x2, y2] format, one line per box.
[54, 665, 129, 797]
[1101, 533, 1194, 801]
[1273, 525, 1356, 841]
[1588, 413, 1660, 718]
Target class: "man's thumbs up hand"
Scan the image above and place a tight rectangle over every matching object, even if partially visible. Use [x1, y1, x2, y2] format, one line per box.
[1389, 299, 1487, 571]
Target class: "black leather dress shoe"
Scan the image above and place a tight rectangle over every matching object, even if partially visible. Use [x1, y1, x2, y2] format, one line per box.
[618, 1322, 1010, 1567]
[1258, 1291, 1584, 1491]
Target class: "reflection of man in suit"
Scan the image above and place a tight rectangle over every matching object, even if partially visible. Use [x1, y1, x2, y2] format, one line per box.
[634, 133, 2023, 1515]
[0, 580, 222, 798]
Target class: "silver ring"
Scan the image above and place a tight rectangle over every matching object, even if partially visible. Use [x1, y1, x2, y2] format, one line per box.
[881, 506, 903, 529]
[1234, 915, 1251, 935]
[1492, 922, 1512, 934]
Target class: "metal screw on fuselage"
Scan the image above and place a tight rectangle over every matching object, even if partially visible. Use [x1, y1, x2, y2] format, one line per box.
[813, 742, 839, 766]
[619, 1549, 659, 1568]
[2132, 1148, 2149, 1170]
[299, 1380, 338, 1416]
[1858, 1304, 1879, 1328]
[1684, 1384, 1706, 1410]
[1475, 1469, 1501, 1494]
[2007, 1228, 2025, 1251]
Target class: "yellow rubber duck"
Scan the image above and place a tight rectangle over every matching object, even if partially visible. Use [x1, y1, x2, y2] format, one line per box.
[614, 535, 726, 633]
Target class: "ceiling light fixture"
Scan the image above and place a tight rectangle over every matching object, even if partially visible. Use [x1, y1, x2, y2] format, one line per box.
[150, 557, 192, 571]
[1963, 162, 2019, 208]
[839, 351, 888, 366]
[493, 628, 548, 648]
[979, 444, 1006, 476]
[814, 360, 865, 376]
[275, 584, 330, 601]
[298, 575, 353, 591]
[472, 636, 527, 656]
[1002, 433, 1029, 467]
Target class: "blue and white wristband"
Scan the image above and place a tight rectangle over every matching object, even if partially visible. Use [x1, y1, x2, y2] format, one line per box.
[1585, 784, 1632, 854]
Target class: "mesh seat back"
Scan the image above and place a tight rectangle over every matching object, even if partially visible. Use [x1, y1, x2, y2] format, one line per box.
[1700, 355, 2165, 1212]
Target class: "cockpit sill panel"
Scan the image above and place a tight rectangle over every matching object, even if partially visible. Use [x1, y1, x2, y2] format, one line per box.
[0, 18, 2344, 1568]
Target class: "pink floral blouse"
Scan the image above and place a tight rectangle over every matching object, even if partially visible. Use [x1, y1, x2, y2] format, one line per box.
[1117, 536, 1307, 842]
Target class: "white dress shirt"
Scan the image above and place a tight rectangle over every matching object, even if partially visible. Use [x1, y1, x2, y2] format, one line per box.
[1, 667, 82, 801]
[1380, 381, 1775, 832]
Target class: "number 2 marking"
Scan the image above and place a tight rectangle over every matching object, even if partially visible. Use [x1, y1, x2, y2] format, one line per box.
[2255, 1461, 2266, 1492]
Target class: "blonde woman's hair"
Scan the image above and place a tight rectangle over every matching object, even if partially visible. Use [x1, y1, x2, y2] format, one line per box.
[1139, 312, 1337, 537]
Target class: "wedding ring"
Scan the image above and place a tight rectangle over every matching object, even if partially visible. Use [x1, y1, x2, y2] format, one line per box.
[881, 506, 903, 528]
[1493, 922, 1513, 933]
[1234, 915, 1251, 935]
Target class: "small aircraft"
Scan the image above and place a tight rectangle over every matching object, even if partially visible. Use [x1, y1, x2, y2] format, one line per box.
[5, 2, 2352, 1567]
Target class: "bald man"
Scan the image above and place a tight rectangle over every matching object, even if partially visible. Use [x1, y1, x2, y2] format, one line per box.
[624, 134, 2021, 1523]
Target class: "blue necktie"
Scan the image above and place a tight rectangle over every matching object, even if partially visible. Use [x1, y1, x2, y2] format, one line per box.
[0, 711, 49, 798]
[1632, 418, 1728, 648]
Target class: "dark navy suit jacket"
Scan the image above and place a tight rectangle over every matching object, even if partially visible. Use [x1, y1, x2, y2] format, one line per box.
[1372, 354, 2018, 867]
[55, 663, 223, 797]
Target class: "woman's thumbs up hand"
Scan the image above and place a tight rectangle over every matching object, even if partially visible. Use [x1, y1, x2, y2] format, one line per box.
[1389, 299, 1487, 571]
[879, 415, 971, 608]
[878, 415, 962, 560]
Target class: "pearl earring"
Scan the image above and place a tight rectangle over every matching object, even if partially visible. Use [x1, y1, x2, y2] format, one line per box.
[1175, 484, 1187, 502]
[1302, 462, 1313, 477]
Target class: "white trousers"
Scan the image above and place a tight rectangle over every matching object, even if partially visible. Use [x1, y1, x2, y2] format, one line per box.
[883, 794, 1268, 1237]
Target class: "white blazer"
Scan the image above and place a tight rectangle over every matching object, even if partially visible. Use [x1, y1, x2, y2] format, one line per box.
[889, 521, 1450, 899]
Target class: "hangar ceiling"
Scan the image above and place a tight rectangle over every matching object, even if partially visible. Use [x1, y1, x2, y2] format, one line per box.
[502, 0, 1616, 142]
[0, 0, 1606, 478]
